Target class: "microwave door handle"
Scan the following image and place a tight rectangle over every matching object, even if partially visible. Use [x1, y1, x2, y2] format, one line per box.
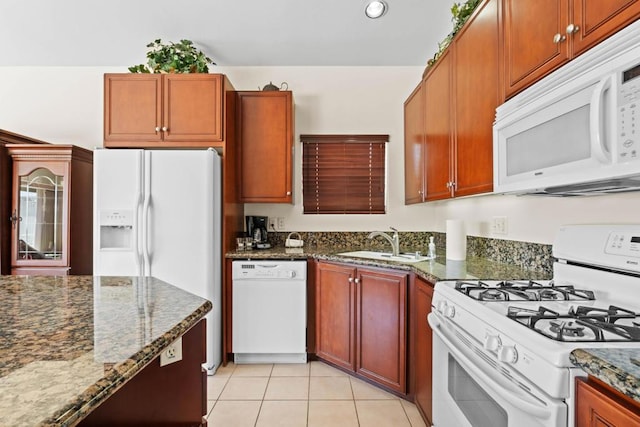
[428, 314, 554, 419]
[590, 75, 613, 163]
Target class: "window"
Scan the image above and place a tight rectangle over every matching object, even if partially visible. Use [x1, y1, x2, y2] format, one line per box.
[301, 134, 388, 214]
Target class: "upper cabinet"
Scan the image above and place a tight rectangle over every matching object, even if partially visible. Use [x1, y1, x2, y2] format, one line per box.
[7, 144, 93, 276]
[104, 73, 231, 148]
[403, 82, 426, 204]
[404, 0, 499, 203]
[237, 91, 294, 203]
[452, 0, 500, 197]
[424, 49, 454, 201]
[504, 0, 640, 98]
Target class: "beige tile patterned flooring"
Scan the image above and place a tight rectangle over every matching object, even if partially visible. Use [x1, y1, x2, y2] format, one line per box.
[206, 361, 428, 427]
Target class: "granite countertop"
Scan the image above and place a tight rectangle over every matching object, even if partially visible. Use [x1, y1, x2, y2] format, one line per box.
[0, 275, 212, 427]
[570, 348, 640, 403]
[226, 245, 552, 282]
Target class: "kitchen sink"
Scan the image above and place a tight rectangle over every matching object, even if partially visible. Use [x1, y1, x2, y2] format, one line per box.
[337, 250, 434, 264]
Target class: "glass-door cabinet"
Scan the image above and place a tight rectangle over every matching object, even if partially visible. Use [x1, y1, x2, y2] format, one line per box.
[7, 144, 93, 275]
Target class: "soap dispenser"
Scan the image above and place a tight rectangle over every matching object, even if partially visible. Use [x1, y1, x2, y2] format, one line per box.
[428, 236, 436, 259]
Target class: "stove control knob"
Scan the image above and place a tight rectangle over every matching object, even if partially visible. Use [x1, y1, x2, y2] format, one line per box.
[483, 334, 501, 352]
[436, 301, 448, 314]
[443, 305, 456, 318]
[498, 345, 518, 364]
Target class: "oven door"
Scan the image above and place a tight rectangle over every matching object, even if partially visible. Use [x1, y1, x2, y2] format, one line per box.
[428, 313, 567, 427]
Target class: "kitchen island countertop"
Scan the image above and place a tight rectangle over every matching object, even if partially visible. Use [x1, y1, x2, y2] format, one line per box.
[0, 275, 211, 426]
[570, 348, 640, 403]
[226, 245, 552, 282]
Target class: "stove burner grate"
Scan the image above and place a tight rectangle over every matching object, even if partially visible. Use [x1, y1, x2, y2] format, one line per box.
[507, 305, 640, 342]
[455, 280, 595, 302]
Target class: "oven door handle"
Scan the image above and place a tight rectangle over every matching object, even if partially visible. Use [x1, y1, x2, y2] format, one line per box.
[429, 314, 554, 419]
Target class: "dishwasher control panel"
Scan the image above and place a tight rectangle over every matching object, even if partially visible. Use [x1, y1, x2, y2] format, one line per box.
[232, 260, 307, 280]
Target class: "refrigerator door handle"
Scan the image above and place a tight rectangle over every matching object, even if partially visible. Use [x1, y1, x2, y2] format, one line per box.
[134, 151, 144, 276]
[142, 151, 152, 276]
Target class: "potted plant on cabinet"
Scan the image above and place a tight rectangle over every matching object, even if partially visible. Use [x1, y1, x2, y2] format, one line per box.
[128, 39, 215, 73]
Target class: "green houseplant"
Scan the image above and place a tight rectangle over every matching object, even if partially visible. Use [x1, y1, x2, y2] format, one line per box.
[427, 0, 482, 68]
[128, 39, 215, 73]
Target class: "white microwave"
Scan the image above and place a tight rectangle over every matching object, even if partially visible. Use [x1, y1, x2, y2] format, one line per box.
[494, 20, 640, 196]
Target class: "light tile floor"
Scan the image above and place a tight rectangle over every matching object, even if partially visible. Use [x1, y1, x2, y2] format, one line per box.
[207, 361, 428, 427]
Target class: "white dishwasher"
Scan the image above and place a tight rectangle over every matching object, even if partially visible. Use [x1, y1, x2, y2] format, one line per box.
[232, 260, 307, 364]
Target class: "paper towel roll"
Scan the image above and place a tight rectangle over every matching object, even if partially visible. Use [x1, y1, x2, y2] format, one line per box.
[446, 220, 466, 261]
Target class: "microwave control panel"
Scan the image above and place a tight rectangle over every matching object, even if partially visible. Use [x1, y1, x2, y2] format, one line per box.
[618, 63, 640, 162]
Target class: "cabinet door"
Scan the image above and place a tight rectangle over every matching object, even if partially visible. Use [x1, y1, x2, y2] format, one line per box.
[576, 378, 640, 426]
[414, 278, 434, 425]
[104, 74, 163, 143]
[316, 262, 357, 371]
[237, 91, 293, 203]
[356, 267, 407, 393]
[503, 0, 570, 98]
[11, 162, 68, 268]
[453, 0, 499, 197]
[163, 74, 223, 143]
[403, 82, 426, 205]
[424, 50, 453, 201]
[572, 0, 640, 56]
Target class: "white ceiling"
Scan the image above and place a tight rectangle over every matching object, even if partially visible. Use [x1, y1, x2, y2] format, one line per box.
[1, 0, 454, 67]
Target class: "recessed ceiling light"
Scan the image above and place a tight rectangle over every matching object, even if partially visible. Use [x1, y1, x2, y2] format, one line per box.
[365, 0, 387, 19]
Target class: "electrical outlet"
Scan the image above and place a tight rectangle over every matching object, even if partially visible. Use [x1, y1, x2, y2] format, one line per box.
[277, 217, 285, 230]
[268, 217, 277, 231]
[491, 216, 508, 235]
[160, 337, 183, 367]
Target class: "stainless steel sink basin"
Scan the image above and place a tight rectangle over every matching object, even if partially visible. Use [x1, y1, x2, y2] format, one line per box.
[337, 250, 434, 264]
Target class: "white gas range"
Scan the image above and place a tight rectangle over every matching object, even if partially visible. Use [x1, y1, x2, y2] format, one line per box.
[429, 225, 640, 427]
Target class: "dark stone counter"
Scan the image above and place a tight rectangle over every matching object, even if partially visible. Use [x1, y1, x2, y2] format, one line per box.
[0, 275, 211, 426]
[571, 348, 640, 403]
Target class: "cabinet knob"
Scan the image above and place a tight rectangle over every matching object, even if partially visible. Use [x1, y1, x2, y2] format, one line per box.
[566, 23, 579, 34]
[286, 191, 291, 196]
[354, 278, 360, 284]
[155, 127, 161, 132]
[162, 127, 168, 132]
[348, 277, 353, 283]
[553, 33, 566, 44]
[9, 210, 22, 229]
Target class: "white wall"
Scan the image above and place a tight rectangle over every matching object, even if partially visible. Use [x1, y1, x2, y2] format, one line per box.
[1, 66, 639, 245]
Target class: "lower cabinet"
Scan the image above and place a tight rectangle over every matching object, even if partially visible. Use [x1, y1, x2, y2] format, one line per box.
[79, 320, 207, 426]
[413, 277, 434, 425]
[315, 261, 408, 393]
[576, 377, 640, 426]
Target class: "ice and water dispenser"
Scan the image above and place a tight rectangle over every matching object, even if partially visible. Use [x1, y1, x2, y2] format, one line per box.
[99, 210, 134, 250]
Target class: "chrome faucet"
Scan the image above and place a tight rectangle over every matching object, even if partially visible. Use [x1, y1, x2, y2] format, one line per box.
[368, 227, 400, 256]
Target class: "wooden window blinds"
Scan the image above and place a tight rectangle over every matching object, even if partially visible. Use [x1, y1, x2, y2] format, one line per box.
[301, 134, 388, 214]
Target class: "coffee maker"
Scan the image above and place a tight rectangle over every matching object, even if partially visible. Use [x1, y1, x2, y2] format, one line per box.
[246, 216, 270, 249]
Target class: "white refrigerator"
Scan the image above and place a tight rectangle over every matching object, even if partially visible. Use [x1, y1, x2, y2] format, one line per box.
[93, 148, 221, 374]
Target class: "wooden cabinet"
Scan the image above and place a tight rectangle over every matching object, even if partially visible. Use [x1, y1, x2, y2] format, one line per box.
[403, 82, 426, 204]
[237, 91, 294, 203]
[452, 0, 499, 197]
[504, 0, 640, 98]
[316, 261, 408, 393]
[104, 73, 230, 148]
[79, 319, 207, 426]
[412, 277, 434, 425]
[0, 131, 50, 275]
[404, 0, 499, 203]
[316, 262, 356, 370]
[424, 49, 453, 201]
[576, 377, 640, 426]
[7, 144, 93, 275]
